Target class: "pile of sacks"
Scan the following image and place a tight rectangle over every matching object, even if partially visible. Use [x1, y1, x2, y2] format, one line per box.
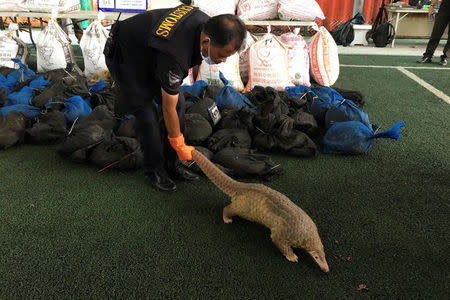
[190, 25, 340, 103]
[0, 60, 144, 171]
[184, 0, 325, 21]
[0, 0, 80, 13]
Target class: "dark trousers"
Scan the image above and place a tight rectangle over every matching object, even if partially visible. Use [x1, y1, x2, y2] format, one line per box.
[424, 10, 450, 59]
[105, 28, 185, 177]
[133, 93, 186, 177]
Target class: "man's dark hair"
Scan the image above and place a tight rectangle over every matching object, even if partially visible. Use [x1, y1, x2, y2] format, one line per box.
[203, 14, 246, 51]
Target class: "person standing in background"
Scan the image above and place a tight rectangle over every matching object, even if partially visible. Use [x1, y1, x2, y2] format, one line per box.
[416, 0, 450, 66]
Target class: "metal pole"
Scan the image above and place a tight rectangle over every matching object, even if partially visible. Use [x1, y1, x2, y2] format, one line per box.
[353, 0, 365, 16]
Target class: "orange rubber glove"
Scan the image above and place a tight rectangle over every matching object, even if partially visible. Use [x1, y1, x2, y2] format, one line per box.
[168, 134, 195, 161]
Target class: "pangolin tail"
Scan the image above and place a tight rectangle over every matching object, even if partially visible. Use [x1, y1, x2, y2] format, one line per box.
[191, 149, 240, 197]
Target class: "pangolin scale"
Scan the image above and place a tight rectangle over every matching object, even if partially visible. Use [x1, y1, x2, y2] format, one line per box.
[192, 149, 329, 272]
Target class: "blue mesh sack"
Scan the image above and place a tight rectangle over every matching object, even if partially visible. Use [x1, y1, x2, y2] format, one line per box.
[29, 76, 51, 90]
[0, 59, 37, 95]
[89, 80, 105, 94]
[61, 96, 93, 123]
[5, 86, 33, 106]
[215, 72, 255, 111]
[323, 121, 405, 154]
[325, 99, 371, 129]
[308, 86, 344, 124]
[181, 80, 208, 98]
[285, 85, 311, 98]
[0, 73, 18, 95]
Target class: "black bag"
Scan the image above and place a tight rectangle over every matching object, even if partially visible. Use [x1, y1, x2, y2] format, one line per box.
[409, 0, 431, 9]
[368, 1, 395, 47]
[332, 16, 356, 47]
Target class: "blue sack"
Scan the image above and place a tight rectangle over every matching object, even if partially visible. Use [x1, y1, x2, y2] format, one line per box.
[325, 99, 371, 129]
[5, 86, 34, 106]
[308, 86, 344, 124]
[215, 72, 255, 111]
[0, 73, 19, 95]
[285, 85, 312, 98]
[61, 96, 93, 123]
[29, 76, 51, 90]
[323, 121, 406, 155]
[181, 80, 208, 98]
[89, 80, 105, 94]
[8, 58, 37, 82]
[0, 104, 41, 118]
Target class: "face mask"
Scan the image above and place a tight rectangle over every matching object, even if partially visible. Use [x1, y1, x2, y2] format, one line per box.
[201, 39, 216, 65]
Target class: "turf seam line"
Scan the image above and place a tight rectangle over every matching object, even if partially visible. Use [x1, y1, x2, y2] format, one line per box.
[396, 67, 450, 105]
[341, 64, 450, 70]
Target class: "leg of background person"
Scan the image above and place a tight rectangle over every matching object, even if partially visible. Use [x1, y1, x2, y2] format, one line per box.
[442, 18, 450, 59]
[423, 12, 449, 58]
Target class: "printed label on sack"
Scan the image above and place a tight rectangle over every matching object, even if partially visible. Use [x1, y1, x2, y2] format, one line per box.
[208, 102, 222, 125]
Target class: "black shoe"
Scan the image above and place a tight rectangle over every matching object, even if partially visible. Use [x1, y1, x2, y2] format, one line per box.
[416, 56, 432, 63]
[170, 164, 199, 181]
[145, 172, 177, 192]
[439, 57, 448, 66]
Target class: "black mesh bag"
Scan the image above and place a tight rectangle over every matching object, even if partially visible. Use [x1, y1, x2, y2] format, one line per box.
[212, 147, 283, 181]
[185, 113, 212, 145]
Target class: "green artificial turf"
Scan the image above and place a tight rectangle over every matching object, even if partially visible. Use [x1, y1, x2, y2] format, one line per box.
[407, 68, 450, 96]
[340, 54, 450, 68]
[0, 56, 449, 298]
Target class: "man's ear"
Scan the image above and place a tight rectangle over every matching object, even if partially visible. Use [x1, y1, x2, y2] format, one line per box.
[200, 32, 210, 47]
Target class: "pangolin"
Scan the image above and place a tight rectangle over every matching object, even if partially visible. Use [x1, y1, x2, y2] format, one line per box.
[192, 149, 329, 272]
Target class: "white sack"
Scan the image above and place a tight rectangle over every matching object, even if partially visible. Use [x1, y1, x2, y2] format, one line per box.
[279, 30, 310, 87]
[308, 26, 339, 87]
[277, 0, 325, 21]
[182, 68, 194, 86]
[0, 23, 30, 69]
[36, 19, 76, 72]
[80, 20, 109, 77]
[0, 0, 29, 11]
[245, 33, 292, 92]
[192, 0, 236, 17]
[197, 52, 244, 91]
[237, 0, 278, 21]
[239, 31, 256, 86]
[21, 0, 80, 13]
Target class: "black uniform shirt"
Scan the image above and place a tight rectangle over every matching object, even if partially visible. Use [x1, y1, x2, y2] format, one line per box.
[116, 5, 209, 96]
[439, 0, 449, 12]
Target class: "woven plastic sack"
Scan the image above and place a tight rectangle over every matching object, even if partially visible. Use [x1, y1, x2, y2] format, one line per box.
[277, 0, 325, 21]
[237, 0, 278, 21]
[197, 52, 244, 91]
[245, 32, 292, 92]
[239, 31, 256, 86]
[21, 0, 80, 13]
[36, 19, 76, 72]
[0, 23, 30, 69]
[80, 19, 108, 76]
[0, 0, 28, 11]
[182, 68, 195, 86]
[323, 121, 405, 155]
[279, 29, 310, 87]
[192, 0, 236, 16]
[308, 26, 339, 87]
